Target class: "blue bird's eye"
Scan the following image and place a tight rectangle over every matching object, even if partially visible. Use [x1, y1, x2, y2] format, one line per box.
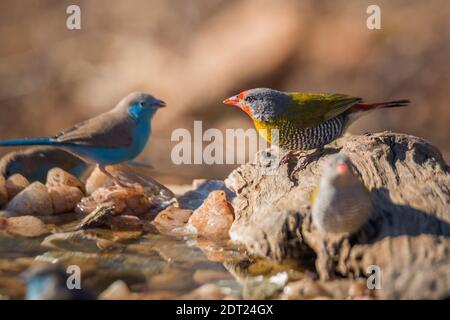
[139, 101, 145, 107]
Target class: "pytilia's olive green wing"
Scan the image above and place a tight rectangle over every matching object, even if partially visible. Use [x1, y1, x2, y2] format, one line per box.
[283, 93, 363, 127]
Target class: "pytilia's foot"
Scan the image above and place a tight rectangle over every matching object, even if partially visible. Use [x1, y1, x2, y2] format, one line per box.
[98, 165, 136, 188]
[279, 150, 304, 166]
[287, 148, 325, 180]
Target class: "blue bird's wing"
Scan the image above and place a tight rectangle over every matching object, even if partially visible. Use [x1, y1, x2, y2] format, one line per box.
[54, 111, 135, 148]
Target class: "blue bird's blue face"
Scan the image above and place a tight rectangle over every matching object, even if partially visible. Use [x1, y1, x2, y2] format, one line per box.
[128, 95, 166, 121]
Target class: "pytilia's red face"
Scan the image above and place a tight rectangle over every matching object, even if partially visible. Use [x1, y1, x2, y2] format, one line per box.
[223, 90, 254, 117]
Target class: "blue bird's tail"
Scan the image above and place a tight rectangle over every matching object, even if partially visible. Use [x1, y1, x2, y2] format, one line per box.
[0, 137, 56, 147]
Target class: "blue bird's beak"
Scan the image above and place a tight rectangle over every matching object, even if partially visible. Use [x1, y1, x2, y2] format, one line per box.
[155, 99, 166, 108]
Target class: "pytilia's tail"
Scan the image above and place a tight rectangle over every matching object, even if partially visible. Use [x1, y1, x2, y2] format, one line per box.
[350, 99, 410, 112]
[0, 137, 57, 147]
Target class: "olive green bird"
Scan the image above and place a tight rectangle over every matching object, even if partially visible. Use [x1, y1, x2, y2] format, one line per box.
[311, 154, 372, 234]
[224, 88, 409, 170]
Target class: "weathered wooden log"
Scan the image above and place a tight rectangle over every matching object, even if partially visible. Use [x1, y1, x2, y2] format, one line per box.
[225, 132, 450, 299]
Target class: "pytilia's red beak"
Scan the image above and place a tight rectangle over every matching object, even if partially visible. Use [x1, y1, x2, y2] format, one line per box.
[223, 95, 240, 106]
[337, 162, 349, 175]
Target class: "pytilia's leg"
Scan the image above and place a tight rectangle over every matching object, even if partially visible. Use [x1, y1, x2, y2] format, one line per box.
[279, 150, 305, 165]
[290, 147, 325, 177]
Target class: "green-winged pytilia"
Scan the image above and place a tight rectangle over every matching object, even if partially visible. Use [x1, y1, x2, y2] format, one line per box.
[311, 154, 372, 234]
[223, 88, 409, 172]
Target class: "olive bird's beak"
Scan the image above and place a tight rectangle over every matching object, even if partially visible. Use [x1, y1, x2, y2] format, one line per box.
[223, 95, 240, 106]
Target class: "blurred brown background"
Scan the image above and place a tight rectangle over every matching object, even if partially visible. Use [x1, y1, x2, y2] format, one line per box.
[0, 0, 449, 184]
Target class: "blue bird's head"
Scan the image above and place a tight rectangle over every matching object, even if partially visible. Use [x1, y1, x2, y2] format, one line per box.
[120, 92, 166, 122]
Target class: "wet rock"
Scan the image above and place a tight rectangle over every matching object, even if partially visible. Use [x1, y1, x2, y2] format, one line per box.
[76, 185, 151, 216]
[41, 230, 117, 252]
[0, 176, 7, 207]
[242, 273, 288, 299]
[152, 205, 193, 235]
[85, 167, 114, 195]
[5, 174, 30, 200]
[181, 283, 227, 300]
[148, 268, 196, 291]
[0, 147, 89, 183]
[225, 132, 450, 299]
[98, 280, 133, 300]
[85, 164, 175, 200]
[178, 180, 235, 210]
[3, 216, 49, 237]
[188, 190, 234, 239]
[46, 167, 85, 192]
[5, 182, 53, 216]
[74, 206, 116, 230]
[105, 215, 143, 231]
[193, 269, 234, 285]
[49, 186, 84, 214]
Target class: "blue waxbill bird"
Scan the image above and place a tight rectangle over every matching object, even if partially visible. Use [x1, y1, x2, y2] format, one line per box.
[0, 92, 165, 185]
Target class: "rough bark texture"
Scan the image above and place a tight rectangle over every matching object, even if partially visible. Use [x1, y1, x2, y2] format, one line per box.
[225, 132, 450, 299]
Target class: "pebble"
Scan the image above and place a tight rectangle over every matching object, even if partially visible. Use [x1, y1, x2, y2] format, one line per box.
[3, 216, 49, 237]
[49, 186, 84, 214]
[76, 185, 151, 216]
[5, 182, 53, 216]
[152, 205, 193, 235]
[0, 176, 7, 207]
[193, 269, 233, 284]
[188, 190, 234, 239]
[46, 167, 85, 192]
[5, 174, 30, 200]
[281, 278, 330, 300]
[98, 280, 133, 300]
[106, 215, 143, 231]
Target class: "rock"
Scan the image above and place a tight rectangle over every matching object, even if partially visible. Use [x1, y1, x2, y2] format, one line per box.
[41, 230, 116, 252]
[180, 283, 227, 300]
[76, 185, 151, 216]
[86, 164, 176, 218]
[85, 164, 175, 201]
[49, 186, 84, 214]
[281, 277, 330, 300]
[74, 206, 116, 230]
[5, 174, 30, 200]
[85, 167, 114, 195]
[0, 147, 89, 183]
[0, 176, 7, 207]
[178, 180, 235, 210]
[188, 190, 234, 239]
[98, 280, 133, 300]
[193, 269, 233, 285]
[46, 167, 85, 192]
[4, 216, 49, 237]
[147, 268, 195, 291]
[152, 205, 193, 235]
[225, 132, 450, 299]
[105, 215, 143, 231]
[5, 182, 53, 216]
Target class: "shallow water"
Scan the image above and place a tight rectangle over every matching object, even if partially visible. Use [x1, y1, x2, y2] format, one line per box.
[0, 223, 309, 300]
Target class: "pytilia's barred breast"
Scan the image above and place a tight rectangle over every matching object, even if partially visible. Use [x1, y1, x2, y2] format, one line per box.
[276, 115, 346, 150]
